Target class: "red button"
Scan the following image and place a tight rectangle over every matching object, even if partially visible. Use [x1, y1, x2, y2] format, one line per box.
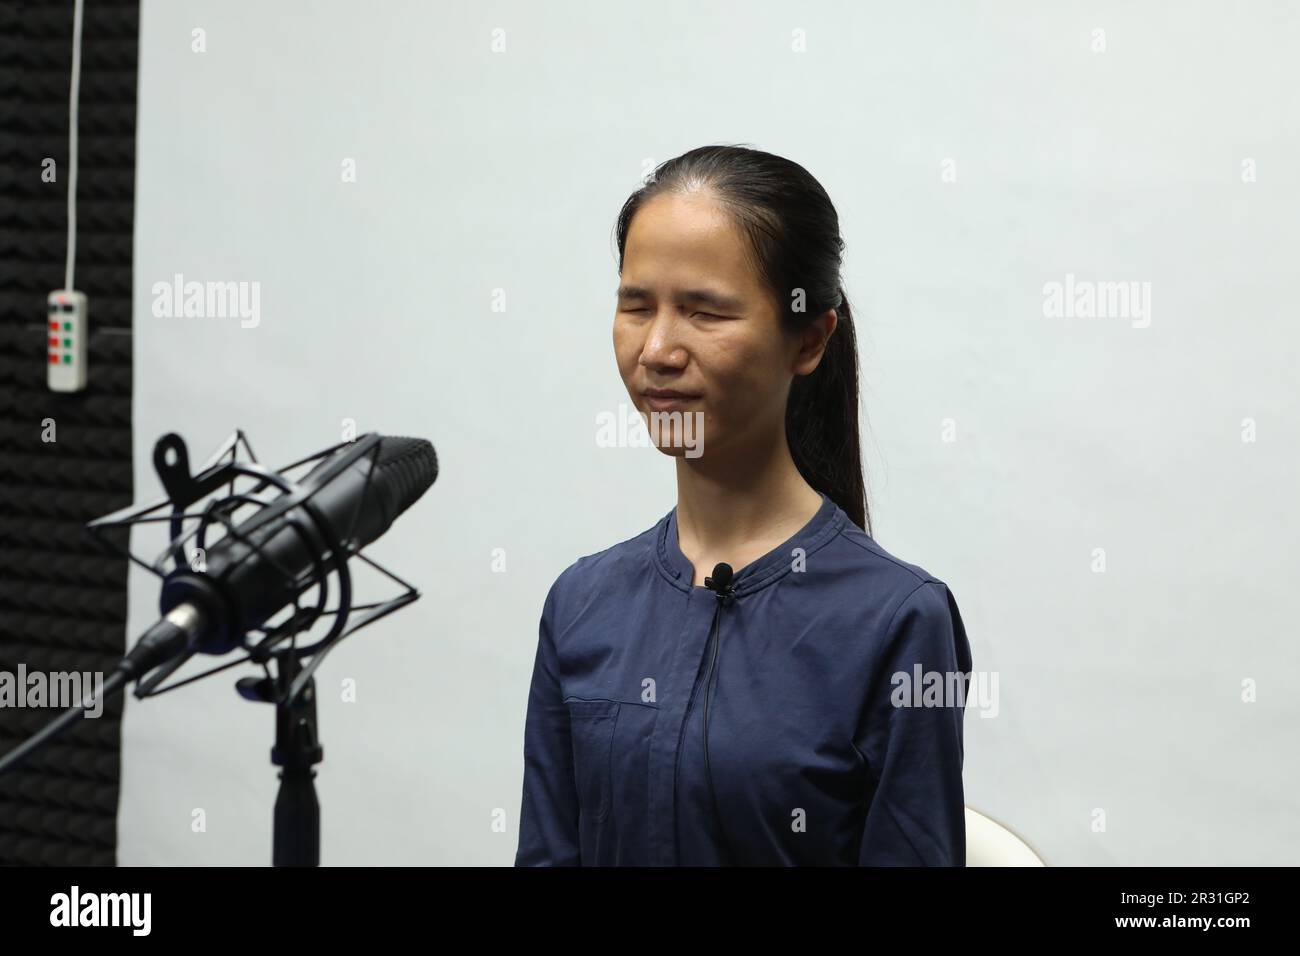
[49, 336, 59, 346]
[49, 320, 59, 331]
[48, 352, 59, 364]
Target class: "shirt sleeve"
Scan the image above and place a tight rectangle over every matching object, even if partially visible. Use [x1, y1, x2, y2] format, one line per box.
[854, 579, 973, 866]
[514, 579, 581, 866]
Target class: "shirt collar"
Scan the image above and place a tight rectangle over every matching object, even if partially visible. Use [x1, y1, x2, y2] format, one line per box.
[654, 491, 846, 595]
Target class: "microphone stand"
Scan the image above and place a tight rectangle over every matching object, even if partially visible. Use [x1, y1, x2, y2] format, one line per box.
[234, 648, 324, 866]
[88, 430, 420, 866]
[273, 656, 322, 867]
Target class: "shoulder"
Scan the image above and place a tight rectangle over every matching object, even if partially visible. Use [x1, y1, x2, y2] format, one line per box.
[540, 516, 662, 624]
[827, 519, 953, 604]
[824, 521, 970, 671]
[809, 517, 965, 649]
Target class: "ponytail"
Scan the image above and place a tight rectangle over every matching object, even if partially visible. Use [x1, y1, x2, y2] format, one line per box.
[786, 287, 869, 533]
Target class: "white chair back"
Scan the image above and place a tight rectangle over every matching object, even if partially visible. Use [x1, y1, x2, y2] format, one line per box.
[965, 806, 1046, 866]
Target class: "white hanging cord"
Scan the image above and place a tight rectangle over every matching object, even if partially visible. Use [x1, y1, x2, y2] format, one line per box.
[65, 0, 86, 290]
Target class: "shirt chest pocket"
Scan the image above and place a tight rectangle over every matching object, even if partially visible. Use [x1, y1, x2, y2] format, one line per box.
[565, 698, 620, 824]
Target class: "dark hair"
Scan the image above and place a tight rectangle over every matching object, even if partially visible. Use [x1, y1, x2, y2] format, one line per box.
[613, 144, 870, 534]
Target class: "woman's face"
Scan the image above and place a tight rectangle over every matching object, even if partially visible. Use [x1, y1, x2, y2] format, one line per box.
[613, 190, 829, 460]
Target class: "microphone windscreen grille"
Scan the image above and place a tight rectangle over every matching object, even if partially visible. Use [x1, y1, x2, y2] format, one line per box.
[374, 437, 438, 518]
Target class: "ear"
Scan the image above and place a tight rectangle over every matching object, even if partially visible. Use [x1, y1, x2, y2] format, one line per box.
[792, 309, 837, 376]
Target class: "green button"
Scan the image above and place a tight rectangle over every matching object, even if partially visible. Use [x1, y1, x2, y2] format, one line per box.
[63, 321, 72, 331]
[63, 337, 71, 347]
[63, 354, 72, 364]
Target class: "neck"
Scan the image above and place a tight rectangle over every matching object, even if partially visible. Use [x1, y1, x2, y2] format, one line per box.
[673, 428, 823, 559]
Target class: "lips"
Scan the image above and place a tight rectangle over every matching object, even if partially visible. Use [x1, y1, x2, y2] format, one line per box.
[642, 389, 701, 411]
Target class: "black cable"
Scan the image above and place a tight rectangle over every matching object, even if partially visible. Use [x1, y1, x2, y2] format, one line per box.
[701, 578, 738, 866]
[0, 666, 130, 776]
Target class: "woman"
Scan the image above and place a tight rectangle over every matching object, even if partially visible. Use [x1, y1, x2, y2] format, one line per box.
[515, 145, 973, 866]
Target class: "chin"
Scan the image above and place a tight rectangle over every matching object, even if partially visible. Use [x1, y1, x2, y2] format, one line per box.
[642, 415, 707, 461]
[651, 442, 690, 459]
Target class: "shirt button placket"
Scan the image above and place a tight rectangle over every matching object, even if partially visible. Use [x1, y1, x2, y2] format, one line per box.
[647, 588, 716, 865]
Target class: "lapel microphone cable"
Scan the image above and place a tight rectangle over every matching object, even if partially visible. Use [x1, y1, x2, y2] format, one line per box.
[702, 562, 737, 865]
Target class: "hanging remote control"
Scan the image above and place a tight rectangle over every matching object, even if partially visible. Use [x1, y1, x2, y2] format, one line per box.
[47, 290, 88, 392]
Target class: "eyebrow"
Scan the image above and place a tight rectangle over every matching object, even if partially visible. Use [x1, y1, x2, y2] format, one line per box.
[616, 285, 745, 312]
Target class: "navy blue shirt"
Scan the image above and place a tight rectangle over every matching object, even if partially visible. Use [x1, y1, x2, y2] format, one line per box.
[515, 492, 972, 866]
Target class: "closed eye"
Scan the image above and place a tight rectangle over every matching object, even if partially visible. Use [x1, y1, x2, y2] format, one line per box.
[619, 307, 729, 319]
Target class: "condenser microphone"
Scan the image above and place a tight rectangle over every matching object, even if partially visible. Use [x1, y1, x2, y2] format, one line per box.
[121, 435, 438, 680]
[0, 431, 437, 796]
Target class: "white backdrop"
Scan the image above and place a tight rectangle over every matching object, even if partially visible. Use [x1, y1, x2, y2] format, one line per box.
[122, 0, 1300, 865]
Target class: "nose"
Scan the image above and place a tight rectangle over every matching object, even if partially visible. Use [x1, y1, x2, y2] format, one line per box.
[638, 311, 688, 371]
